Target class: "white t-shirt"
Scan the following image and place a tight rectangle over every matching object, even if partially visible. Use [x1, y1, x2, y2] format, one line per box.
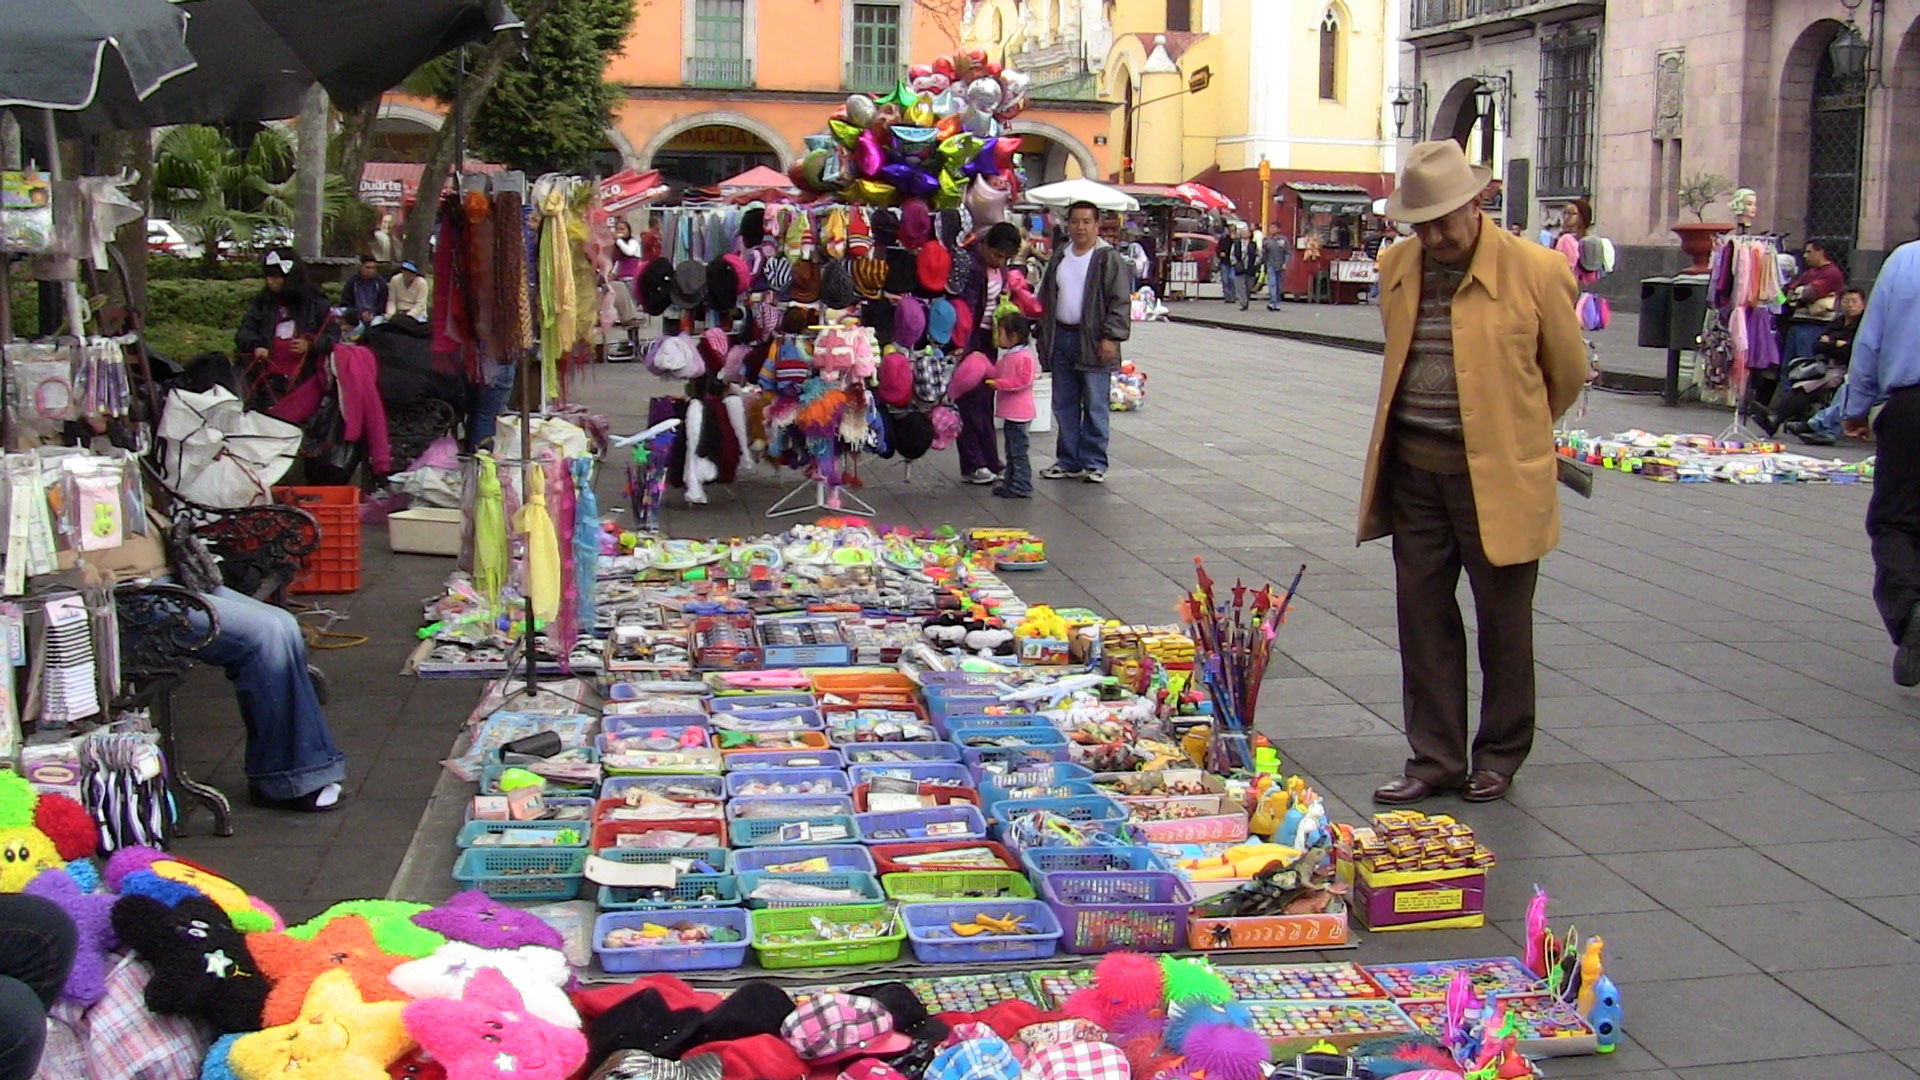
[1054, 246, 1095, 325]
[982, 267, 1005, 329]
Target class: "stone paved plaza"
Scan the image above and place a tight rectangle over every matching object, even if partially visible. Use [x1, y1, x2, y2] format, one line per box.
[169, 319, 1915, 1078]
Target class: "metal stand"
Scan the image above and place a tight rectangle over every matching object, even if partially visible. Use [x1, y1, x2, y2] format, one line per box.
[766, 476, 876, 519]
[1717, 372, 1772, 443]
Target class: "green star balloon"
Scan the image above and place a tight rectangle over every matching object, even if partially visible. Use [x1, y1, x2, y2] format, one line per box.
[880, 78, 918, 110]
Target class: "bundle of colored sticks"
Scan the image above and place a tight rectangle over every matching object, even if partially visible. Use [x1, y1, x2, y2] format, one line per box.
[1178, 559, 1305, 766]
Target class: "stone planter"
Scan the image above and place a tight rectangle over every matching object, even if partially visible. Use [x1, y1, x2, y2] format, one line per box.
[1672, 222, 1735, 274]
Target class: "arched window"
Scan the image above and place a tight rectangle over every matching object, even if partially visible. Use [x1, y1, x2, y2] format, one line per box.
[1318, 10, 1341, 101]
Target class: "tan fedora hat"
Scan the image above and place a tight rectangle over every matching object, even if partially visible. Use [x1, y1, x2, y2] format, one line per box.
[1386, 140, 1494, 224]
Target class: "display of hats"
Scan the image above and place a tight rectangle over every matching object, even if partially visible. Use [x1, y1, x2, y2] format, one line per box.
[877, 348, 913, 407]
[740, 206, 766, 248]
[671, 260, 708, 309]
[950, 298, 975, 342]
[706, 255, 741, 312]
[764, 255, 794, 295]
[860, 298, 895, 343]
[885, 249, 918, 295]
[853, 255, 888, 300]
[949, 350, 993, 397]
[926, 297, 958, 348]
[790, 260, 822, 304]
[639, 258, 675, 316]
[821, 257, 858, 310]
[894, 294, 927, 347]
[899, 200, 934, 249]
[724, 252, 752, 296]
[937, 209, 966, 248]
[928, 403, 961, 450]
[823, 207, 849, 259]
[847, 211, 873, 256]
[917, 240, 953, 296]
[754, 302, 783, 341]
[870, 208, 900, 250]
[892, 408, 934, 460]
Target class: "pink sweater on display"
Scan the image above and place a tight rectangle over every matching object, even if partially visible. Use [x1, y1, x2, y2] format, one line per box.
[992, 346, 1038, 422]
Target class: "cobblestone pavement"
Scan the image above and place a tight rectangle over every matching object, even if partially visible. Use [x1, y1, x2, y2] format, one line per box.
[172, 321, 1914, 1077]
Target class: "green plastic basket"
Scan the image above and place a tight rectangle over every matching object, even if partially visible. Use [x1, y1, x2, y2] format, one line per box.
[880, 870, 1037, 902]
[749, 903, 906, 969]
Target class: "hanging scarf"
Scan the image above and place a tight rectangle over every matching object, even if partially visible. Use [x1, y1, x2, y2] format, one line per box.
[430, 195, 472, 377]
[538, 181, 579, 402]
[473, 453, 509, 608]
[495, 186, 533, 355]
[544, 451, 579, 660]
[570, 457, 599, 638]
[516, 461, 561, 622]
[464, 188, 498, 365]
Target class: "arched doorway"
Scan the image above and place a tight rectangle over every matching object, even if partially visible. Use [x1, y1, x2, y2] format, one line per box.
[1433, 78, 1493, 166]
[1805, 25, 1865, 264]
[371, 104, 441, 163]
[1006, 122, 1099, 183]
[639, 115, 791, 187]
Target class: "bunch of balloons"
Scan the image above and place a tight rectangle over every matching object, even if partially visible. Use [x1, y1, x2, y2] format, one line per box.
[790, 48, 1030, 221]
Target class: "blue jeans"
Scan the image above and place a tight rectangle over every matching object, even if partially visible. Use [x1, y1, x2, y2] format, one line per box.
[1001, 421, 1031, 494]
[1049, 327, 1112, 473]
[1809, 383, 1849, 438]
[1786, 320, 1824, 362]
[467, 363, 518, 451]
[1266, 263, 1286, 308]
[1221, 265, 1240, 304]
[0, 894, 74, 1080]
[190, 586, 346, 800]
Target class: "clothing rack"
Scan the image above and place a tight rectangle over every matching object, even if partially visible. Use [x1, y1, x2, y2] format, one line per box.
[1701, 232, 1784, 441]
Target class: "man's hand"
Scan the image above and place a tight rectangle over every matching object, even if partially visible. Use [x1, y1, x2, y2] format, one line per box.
[252, 347, 269, 362]
[1844, 416, 1871, 440]
[289, 338, 310, 356]
[1099, 339, 1119, 364]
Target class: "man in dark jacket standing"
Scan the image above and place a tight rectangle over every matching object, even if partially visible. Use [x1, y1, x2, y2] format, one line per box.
[1039, 201, 1132, 484]
[1226, 226, 1260, 310]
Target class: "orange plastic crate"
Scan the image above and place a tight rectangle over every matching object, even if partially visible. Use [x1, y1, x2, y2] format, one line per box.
[274, 486, 362, 594]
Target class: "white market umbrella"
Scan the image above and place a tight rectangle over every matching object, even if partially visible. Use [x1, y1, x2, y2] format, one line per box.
[157, 386, 302, 508]
[1024, 178, 1140, 213]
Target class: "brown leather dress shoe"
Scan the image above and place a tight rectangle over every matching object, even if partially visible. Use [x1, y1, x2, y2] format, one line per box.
[1373, 775, 1446, 805]
[1464, 770, 1512, 802]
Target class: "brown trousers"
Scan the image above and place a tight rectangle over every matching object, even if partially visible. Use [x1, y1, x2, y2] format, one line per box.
[1389, 464, 1540, 785]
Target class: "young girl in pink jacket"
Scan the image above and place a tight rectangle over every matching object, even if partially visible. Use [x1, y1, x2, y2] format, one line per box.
[988, 311, 1038, 498]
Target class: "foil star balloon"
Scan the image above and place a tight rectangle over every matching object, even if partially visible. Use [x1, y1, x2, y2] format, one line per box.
[880, 78, 917, 110]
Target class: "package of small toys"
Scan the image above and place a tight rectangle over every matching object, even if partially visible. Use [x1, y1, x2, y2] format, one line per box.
[969, 527, 1047, 570]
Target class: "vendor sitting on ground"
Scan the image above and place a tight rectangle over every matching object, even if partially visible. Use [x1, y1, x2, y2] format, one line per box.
[64, 516, 347, 813]
[1760, 286, 1864, 437]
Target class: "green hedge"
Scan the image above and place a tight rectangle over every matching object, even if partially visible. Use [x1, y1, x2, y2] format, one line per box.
[147, 255, 262, 282]
[146, 279, 259, 332]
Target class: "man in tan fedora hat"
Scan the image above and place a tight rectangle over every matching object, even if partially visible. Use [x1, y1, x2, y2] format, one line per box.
[1358, 140, 1590, 805]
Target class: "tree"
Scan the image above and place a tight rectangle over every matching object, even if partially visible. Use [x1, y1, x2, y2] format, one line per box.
[153, 125, 351, 271]
[417, 0, 636, 175]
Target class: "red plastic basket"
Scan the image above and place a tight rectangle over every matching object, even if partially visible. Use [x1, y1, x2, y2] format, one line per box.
[274, 486, 361, 593]
[869, 840, 1019, 875]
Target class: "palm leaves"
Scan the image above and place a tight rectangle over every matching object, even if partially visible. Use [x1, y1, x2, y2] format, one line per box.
[153, 125, 346, 265]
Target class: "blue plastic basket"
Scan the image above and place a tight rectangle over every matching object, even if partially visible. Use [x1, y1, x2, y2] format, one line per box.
[709, 692, 816, 712]
[974, 760, 1095, 792]
[941, 714, 1057, 739]
[602, 713, 710, 736]
[596, 729, 711, 758]
[597, 873, 739, 911]
[961, 743, 1071, 771]
[590, 845, 729, 873]
[730, 816, 860, 847]
[593, 909, 753, 973]
[951, 725, 1070, 751]
[725, 768, 852, 798]
[992, 795, 1130, 836]
[856, 804, 989, 844]
[724, 748, 847, 771]
[461, 795, 594, 824]
[455, 819, 589, 849]
[731, 844, 877, 874]
[451, 847, 586, 902]
[1021, 845, 1170, 877]
[979, 776, 1097, 810]
[902, 899, 1062, 963]
[600, 775, 726, 803]
[842, 742, 962, 765]
[480, 760, 600, 797]
[737, 870, 885, 909]
[847, 761, 975, 788]
[710, 706, 825, 732]
[726, 795, 856, 821]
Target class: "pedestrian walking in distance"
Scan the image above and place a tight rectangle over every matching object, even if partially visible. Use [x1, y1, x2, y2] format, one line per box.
[1357, 140, 1590, 806]
[1037, 200, 1132, 485]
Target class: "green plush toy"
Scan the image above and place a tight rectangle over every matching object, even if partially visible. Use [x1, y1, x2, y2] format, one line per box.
[287, 900, 446, 958]
[1160, 954, 1234, 1005]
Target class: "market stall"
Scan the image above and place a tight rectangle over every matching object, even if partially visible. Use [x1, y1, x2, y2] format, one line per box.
[1277, 182, 1382, 304]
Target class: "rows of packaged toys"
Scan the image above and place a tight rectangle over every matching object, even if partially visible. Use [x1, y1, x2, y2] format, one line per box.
[1554, 429, 1872, 483]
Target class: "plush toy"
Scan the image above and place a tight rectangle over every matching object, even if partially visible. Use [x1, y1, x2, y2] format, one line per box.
[0, 770, 97, 892]
[1173, 1022, 1267, 1080]
[200, 1033, 242, 1080]
[112, 894, 270, 1033]
[387, 1049, 449, 1080]
[249, 915, 411, 1026]
[403, 968, 588, 1080]
[1063, 952, 1165, 1037]
[22, 869, 117, 1005]
[290, 899, 447, 958]
[227, 969, 414, 1080]
[389, 941, 580, 1029]
[411, 890, 565, 952]
[962, 622, 1015, 657]
[107, 846, 283, 933]
[1160, 956, 1233, 1006]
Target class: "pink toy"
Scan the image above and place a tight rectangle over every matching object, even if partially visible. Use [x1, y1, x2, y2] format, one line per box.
[1063, 952, 1164, 1033]
[403, 968, 587, 1080]
[1525, 886, 1550, 977]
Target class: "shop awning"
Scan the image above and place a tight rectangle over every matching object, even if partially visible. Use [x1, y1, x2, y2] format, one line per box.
[600, 168, 669, 214]
[1285, 183, 1375, 214]
[717, 165, 797, 193]
[1116, 184, 1192, 209]
[359, 160, 502, 208]
[1173, 182, 1236, 212]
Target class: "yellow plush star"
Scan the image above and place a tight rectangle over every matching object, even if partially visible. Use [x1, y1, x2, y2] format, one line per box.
[227, 969, 414, 1080]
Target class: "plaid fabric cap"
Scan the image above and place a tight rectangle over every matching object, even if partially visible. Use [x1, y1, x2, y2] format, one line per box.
[911, 347, 955, 403]
[780, 992, 911, 1061]
[925, 1033, 1021, 1080]
[1024, 1042, 1130, 1080]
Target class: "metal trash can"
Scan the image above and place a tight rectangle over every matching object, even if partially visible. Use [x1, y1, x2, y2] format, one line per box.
[1639, 278, 1674, 349]
[1668, 273, 1710, 350]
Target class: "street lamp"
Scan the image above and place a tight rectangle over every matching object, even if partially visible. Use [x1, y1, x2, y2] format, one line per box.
[1388, 83, 1424, 139]
[1472, 72, 1513, 136]
[1830, 19, 1869, 81]
[1392, 91, 1410, 136]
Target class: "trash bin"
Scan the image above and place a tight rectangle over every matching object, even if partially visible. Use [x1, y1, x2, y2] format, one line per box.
[1639, 278, 1674, 349]
[1668, 274, 1710, 350]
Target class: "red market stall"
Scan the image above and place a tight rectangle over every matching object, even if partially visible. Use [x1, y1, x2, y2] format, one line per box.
[1276, 182, 1382, 304]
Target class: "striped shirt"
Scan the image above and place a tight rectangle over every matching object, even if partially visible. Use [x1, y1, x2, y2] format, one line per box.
[1392, 255, 1470, 473]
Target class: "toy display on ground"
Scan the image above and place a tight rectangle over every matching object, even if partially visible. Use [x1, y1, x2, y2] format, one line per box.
[1556, 428, 1873, 483]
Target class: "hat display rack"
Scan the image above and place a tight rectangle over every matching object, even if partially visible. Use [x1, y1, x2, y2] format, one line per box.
[625, 48, 1035, 518]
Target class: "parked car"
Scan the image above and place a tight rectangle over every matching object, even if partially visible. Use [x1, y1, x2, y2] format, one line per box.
[1172, 232, 1218, 283]
[147, 219, 203, 258]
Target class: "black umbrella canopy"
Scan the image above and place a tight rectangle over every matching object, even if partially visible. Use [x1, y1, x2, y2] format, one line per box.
[34, 0, 520, 134]
[0, 0, 196, 110]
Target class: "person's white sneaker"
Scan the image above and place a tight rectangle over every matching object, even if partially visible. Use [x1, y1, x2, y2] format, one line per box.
[1084, 470, 1106, 484]
[1042, 466, 1085, 480]
[965, 468, 998, 484]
